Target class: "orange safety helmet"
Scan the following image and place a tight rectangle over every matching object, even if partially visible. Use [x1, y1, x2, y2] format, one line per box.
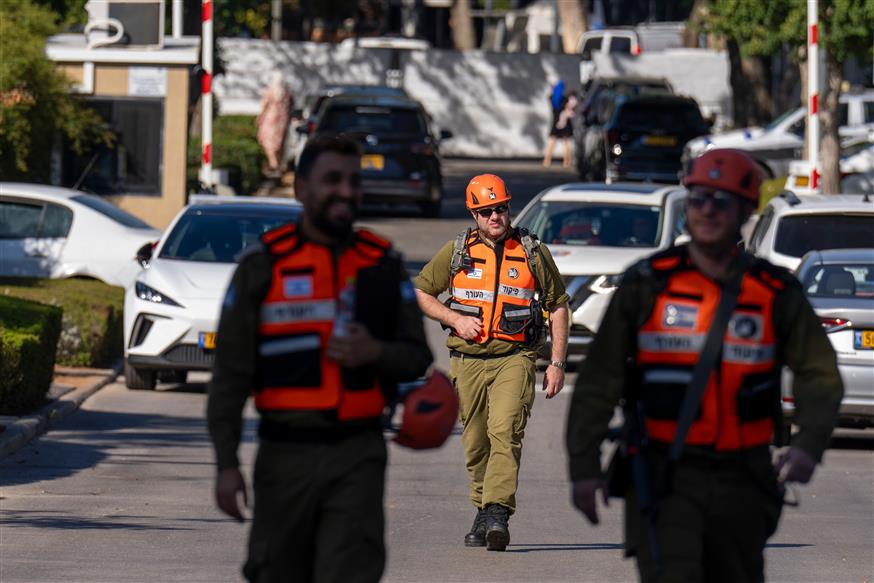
[683, 149, 764, 205]
[393, 371, 459, 450]
[466, 174, 511, 210]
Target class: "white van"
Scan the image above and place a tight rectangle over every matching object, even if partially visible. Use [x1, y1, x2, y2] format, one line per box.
[577, 23, 685, 84]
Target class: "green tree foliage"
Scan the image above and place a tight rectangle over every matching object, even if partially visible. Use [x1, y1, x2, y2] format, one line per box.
[0, 0, 110, 181]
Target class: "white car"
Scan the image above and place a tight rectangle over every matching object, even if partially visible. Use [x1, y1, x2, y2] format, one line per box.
[684, 90, 874, 177]
[0, 182, 160, 287]
[747, 191, 874, 272]
[123, 196, 302, 390]
[783, 248, 874, 430]
[785, 137, 874, 195]
[513, 183, 688, 358]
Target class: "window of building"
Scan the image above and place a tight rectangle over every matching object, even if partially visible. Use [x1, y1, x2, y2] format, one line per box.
[62, 98, 164, 196]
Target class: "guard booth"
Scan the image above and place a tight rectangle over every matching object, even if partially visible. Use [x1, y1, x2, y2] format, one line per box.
[45, 0, 200, 229]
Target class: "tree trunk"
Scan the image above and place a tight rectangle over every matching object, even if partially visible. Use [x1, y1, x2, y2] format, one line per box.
[558, 0, 588, 54]
[819, 54, 843, 194]
[726, 39, 751, 127]
[451, 0, 475, 50]
[740, 55, 774, 125]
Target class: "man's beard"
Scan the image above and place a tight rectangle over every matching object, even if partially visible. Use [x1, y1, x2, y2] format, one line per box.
[312, 197, 358, 238]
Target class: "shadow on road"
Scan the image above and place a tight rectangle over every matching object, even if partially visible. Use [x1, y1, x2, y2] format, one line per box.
[506, 542, 623, 553]
[0, 509, 236, 531]
[829, 429, 874, 451]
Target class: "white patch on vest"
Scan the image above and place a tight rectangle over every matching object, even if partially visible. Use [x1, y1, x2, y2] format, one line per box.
[466, 268, 483, 280]
[639, 332, 705, 353]
[663, 303, 698, 329]
[507, 267, 519, 279]
[504, 308, 530, 319]
[723, 342, 775, 364]
[452, 288, 495, 301]
[282, 275, 313, 298]
[261, 299, 336, 324]
[259, 334, 320, 357]
[728, 313, 764, 341]
[498, 284, 535, 299]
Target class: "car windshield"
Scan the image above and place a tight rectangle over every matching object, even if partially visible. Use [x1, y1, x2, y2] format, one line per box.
[615, 102, 704, 131]
[516, 202, 663, 247]
[775, 214, 874, 258]
[71, 194, 154, 229]
[319, 105, 425, 135]
[764, 108, 800, 131]
[159, 209, 300, 263]
[803, 264, 874, 299]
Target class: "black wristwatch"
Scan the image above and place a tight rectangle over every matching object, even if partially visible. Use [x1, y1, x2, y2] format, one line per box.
[549, 360, 567, 370]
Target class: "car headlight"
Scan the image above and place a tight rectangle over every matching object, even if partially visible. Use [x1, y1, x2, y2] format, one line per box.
[588, 274, 623, 295]
[135, 281, 182, 307]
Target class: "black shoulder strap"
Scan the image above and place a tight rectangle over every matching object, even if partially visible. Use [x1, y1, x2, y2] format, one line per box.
[449, 228, 473, 278]
[669, 254, 749, 462]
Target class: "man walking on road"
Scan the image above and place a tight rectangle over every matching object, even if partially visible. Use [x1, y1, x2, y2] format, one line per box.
[567, 149, 843, 582]
[414, 173, 570, 551]
[207, 134, 433, 582]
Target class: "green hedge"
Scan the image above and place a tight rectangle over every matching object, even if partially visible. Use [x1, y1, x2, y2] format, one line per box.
[188, 115, 265, 195]
[0, 278, 124, 368]
[0, 295, 62, 414]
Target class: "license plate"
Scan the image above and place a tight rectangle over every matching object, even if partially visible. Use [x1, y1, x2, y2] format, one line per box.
[199, 332, 217, 350]
[853, 330, 874, 350]
[794, 175, 809, 187]
[642, 135, 677, 147]
[361, 154, 385, 171]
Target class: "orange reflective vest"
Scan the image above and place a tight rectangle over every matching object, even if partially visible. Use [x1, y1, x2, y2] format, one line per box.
[448, 230, 538, 344]
[636, 250, 783, 451]
[254, 223, 389, 421]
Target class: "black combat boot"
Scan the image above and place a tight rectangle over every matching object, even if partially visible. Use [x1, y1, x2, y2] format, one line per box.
[484, 504, 510, 551]
[464, 509, 487, 547]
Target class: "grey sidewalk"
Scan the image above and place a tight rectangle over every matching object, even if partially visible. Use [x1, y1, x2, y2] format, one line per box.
[0, 364, 121, 459]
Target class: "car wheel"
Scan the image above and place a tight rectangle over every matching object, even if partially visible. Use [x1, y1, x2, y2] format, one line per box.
[159, 370, 188, 384]
[421, 197, 441, 218]
[125, 361, 157, 390]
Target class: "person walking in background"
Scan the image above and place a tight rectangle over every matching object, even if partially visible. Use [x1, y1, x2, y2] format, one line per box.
[207, 135, 434, 582]
[542, 81, 573, 167]
[256, 70, 294, 176]
[566, 149, 843, 582]
[555, 90, 579, 168]
[414, 174, 569, 551]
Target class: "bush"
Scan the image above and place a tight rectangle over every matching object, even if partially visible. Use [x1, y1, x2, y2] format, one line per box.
[188, 115, 265, 195]
[0, 278, 124, 367]
[0, 295, 62, 414]
[759, 176, 787, 212]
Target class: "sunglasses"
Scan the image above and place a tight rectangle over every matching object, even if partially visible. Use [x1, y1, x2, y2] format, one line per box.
[475, 204, 509, 218]
[687, 190, 735, 211]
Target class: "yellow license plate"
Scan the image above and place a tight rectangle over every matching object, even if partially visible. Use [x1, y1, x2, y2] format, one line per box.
[794, 175, 809, 187]
[199, 332, 217, 350]
[643, 135, 677, 147]
[361, 154, 385, 171]
[855, 330, 874, 349]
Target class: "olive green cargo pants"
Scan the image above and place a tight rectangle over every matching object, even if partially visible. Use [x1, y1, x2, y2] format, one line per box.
[626, 446, 783, 583]
[244, 429, 387, 583]
[449, 352, 536, 514]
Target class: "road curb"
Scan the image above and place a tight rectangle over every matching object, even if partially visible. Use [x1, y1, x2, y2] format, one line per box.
[0, 362, 122, 459]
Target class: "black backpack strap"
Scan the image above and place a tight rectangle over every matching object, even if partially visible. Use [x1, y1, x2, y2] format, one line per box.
[516, 227, 542, 294]
[669, 253, 750, 462]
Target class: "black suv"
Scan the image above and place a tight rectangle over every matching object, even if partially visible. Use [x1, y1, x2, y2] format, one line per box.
[300, 95, 451, 217]
[579, 94, 709, 184]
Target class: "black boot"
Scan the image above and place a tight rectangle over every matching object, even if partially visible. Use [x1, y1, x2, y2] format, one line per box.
[484, 504, 510, 551]
[464, 509, 487, 547]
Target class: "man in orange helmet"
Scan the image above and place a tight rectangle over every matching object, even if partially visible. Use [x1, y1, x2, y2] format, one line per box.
[566, 149, 843, 581]
[414, 173, 570, 551]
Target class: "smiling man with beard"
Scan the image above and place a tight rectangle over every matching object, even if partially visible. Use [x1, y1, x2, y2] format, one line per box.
[207, 134, 433, 582]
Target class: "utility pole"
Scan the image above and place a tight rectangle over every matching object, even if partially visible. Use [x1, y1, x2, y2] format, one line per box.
[200, 0, 213, 190]
[550, 0, 560, 53]
[807, 0, 820, 193]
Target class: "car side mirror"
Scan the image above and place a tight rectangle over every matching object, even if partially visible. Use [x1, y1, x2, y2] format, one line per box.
[136, 242, 154, 268]
[439, 129, 453, 141]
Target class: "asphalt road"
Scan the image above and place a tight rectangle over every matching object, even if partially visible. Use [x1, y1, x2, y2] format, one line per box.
[2, 160, 872, 582]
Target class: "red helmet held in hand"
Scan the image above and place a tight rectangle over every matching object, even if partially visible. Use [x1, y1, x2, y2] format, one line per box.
[394, 370, 459, 450]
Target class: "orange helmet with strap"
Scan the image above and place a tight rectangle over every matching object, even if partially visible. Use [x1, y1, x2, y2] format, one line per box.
[683, 149, 764, 205]
[393, 371, 459, 450]
[466, 174, 511, 210]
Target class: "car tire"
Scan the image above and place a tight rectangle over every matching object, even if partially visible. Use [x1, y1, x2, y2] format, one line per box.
[159, 370, 188, 384]
[125, 361, 157, 390]
[422, 199, 442, 218]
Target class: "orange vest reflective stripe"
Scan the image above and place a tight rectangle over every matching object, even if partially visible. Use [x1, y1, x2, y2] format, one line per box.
[637, 251, 781, 451]
[254, 224, 388, 421]
[449, 231, 537, 344]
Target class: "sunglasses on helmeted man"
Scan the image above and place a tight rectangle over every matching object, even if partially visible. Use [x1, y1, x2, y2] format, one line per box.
[686, 190, 735, 211]
[475, 204, 509, 218]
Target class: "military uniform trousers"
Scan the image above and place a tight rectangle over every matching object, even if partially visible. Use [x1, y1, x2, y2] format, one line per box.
[244, 428, 387, 583]
[626, 446, 783, 583]
[449, 351, 536, 514]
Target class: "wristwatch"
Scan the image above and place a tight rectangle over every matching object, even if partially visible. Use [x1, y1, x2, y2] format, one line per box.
[549, 360, 567, 370]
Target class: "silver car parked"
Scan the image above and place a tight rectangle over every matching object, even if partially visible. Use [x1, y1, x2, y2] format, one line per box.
[784, 248, 874, 430]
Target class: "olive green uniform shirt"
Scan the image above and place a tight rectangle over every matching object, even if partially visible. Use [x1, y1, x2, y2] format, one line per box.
[414, 228, 570, 356]
[566, 248, 843, 482]
[207, 234, 433, 471]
